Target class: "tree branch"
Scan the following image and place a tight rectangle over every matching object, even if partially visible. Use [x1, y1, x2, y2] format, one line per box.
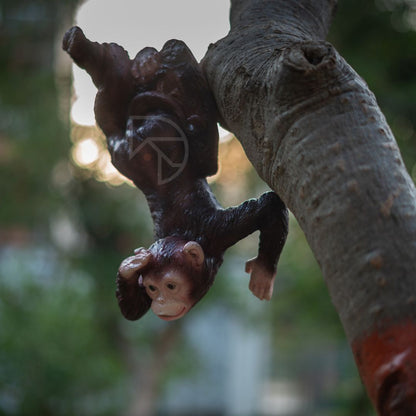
[203, 0, 416, 413]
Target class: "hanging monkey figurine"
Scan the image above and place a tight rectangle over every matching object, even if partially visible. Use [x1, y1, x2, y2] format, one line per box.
[63, 26, 288, 322]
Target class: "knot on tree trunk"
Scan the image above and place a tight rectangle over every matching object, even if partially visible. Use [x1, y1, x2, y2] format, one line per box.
[279, 41, 337, 76]
[283, 41, 335, 71]
[376, 349, 416, 415]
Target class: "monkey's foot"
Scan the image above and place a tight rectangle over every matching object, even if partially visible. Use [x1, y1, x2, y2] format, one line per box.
[62, 26, 98, 67]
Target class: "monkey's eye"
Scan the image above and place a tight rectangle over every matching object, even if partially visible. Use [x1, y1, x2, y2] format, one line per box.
[148, 285, 157, 292]
[166, 283, 176, 290]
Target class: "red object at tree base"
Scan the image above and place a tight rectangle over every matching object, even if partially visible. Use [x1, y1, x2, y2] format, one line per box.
[353, 320, 416, 415]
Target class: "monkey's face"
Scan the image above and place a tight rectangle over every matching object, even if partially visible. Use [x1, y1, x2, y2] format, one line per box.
[143, 269, 193, 321]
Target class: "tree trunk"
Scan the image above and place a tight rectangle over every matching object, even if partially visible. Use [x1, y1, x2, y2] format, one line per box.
[202, 1, 416, 414]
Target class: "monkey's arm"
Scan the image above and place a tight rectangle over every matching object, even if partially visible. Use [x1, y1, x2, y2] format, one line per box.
[214, 192, 288, 300]
[116, 249, 153, 320]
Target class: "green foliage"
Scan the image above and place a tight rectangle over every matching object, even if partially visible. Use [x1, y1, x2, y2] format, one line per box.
[0, 2, 140, 414]
[0, 1, 72, 228]
[0, 248, 126, 416]
[329, 0, 416, 171]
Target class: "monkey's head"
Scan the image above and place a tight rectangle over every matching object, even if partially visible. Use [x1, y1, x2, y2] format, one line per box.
[117, 237, 216, 321]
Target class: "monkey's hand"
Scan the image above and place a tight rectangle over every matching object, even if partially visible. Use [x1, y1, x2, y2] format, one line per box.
[118, 248, 153, 280]
[245, 257, 276, 301]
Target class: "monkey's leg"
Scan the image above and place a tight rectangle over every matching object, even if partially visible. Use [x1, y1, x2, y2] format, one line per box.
[63, 26, 107, 85]
[63, 26, 134, 136]
[63, 26, 130, 87]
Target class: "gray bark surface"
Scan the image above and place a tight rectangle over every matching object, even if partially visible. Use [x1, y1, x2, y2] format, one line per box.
[202, 0, 416, 344]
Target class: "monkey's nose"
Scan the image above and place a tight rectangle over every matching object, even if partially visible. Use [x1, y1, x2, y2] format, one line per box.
[156, 296, 166, 304]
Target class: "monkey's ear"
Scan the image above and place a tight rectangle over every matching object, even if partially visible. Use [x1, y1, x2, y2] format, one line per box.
[183, 241, 205, 268]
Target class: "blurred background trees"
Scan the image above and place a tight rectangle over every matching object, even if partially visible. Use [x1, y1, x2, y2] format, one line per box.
[1, 0, 415, 415]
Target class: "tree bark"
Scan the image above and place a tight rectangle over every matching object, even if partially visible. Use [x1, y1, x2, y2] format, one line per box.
[202, 0, 416, 413]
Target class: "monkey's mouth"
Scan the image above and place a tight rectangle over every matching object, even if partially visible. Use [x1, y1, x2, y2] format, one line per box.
[157, 307, 186, 321]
